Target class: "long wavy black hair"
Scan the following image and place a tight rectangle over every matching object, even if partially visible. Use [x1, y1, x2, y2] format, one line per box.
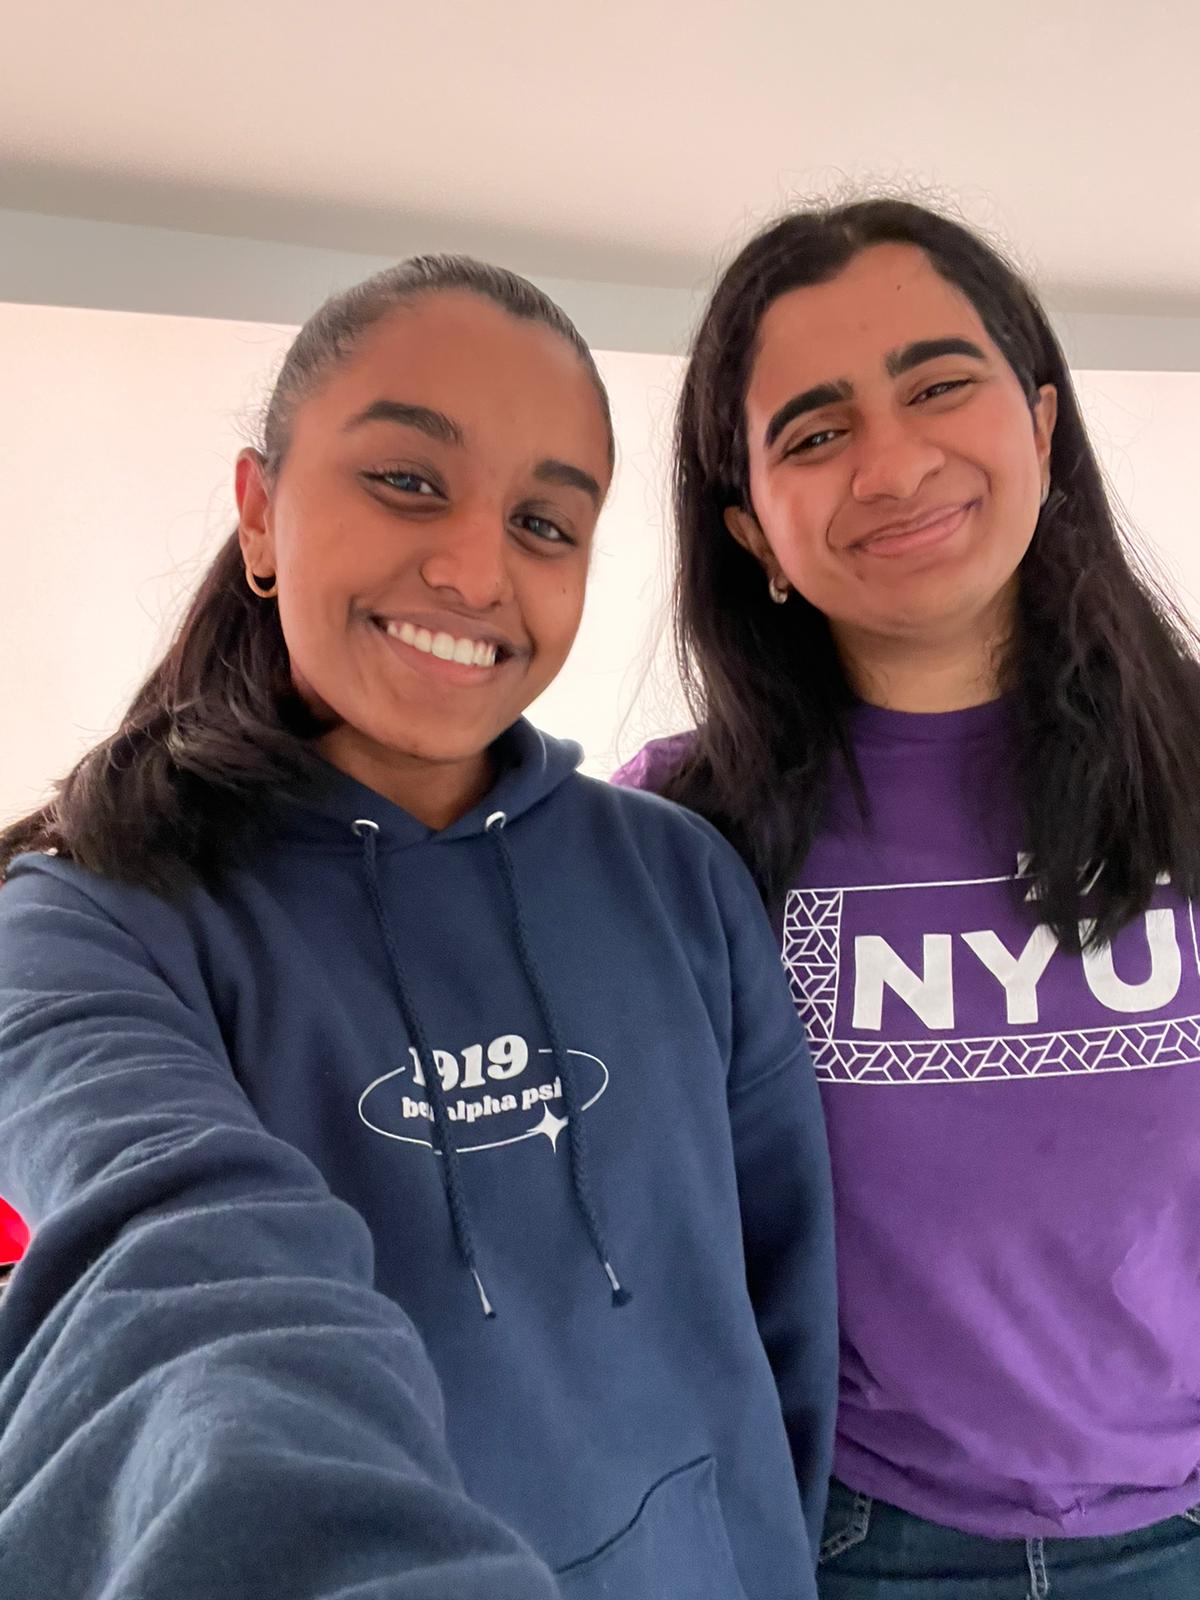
[0, 256, 613, 894]
[660, 198, 1200, 950]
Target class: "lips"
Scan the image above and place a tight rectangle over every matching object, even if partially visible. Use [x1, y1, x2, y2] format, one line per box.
[849, 501, 975, 557]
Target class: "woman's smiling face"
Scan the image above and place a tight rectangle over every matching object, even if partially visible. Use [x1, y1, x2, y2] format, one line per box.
[730, 243, 1056, 654]
[237, 289, 612, 815]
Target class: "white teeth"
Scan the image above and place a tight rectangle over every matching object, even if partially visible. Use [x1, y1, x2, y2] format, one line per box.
[384, 619, 498, 670]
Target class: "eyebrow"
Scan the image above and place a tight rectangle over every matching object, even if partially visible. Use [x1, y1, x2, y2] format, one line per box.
[533, 458, 603, 505]
[885, 337, 988, 377]
[762, 337, 989, 449]
[342, 399, 464, 445]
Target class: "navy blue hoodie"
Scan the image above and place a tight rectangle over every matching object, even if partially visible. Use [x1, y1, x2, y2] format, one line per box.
[0, 721, 836, 1599]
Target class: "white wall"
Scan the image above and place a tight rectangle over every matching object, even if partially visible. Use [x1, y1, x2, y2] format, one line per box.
[1074, 370, 1200, 617]
[1, 304, 293, 822]
[3, 299, 1199, 824]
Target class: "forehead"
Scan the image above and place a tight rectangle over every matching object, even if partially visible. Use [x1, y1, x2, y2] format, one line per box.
[301, 291, 611, 474]
[748, 243, 994, 400]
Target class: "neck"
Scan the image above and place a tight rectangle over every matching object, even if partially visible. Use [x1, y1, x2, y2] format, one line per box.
[836, 595, 1013, 714]
[317, 728, 494, 830]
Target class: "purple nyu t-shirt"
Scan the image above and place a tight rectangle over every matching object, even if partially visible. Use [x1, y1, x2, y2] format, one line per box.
[616, 700, 1200, 1539]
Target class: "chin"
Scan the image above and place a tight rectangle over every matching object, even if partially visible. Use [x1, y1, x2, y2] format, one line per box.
[381, 724, 505, 766]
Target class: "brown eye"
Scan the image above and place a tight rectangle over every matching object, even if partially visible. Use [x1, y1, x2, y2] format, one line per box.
[785, 428, 844, 456]
[913, 379, 974, 404]
[515, 513, 573, 547]
[368, 470, 440, 496]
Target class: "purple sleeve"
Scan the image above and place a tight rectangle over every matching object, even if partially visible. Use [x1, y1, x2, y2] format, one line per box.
[610, 732, 695, 793]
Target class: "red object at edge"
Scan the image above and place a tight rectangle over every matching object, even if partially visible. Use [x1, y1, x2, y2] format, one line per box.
[0, 1197, 29, 1264]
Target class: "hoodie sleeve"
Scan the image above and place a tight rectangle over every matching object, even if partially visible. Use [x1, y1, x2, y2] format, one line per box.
[0, 863, 558, 1600]
[714, 850, 839, 1562]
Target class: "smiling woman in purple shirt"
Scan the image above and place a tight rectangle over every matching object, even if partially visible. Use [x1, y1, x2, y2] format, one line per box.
[615, 197, 1200, 1599]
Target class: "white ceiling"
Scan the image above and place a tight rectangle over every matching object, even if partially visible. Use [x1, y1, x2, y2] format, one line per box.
[2, 0, 1197, 307]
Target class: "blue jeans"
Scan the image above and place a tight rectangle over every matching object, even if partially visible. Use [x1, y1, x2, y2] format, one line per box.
[817, 1478, 1200, 1599]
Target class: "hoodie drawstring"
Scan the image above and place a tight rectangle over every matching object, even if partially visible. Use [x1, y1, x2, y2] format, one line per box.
[485, 811, 631, 1310]
[353, 819, 495, 1319]
[352, 812, 630, 1319]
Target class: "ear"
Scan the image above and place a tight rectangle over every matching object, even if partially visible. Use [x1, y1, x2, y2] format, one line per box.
[1032, 384, 1058, 486]
[236, 449, 276, 581]
[723, 504, 775, 575]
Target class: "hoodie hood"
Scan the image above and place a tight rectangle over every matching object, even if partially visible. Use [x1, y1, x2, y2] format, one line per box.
[271, 720, 583, 851]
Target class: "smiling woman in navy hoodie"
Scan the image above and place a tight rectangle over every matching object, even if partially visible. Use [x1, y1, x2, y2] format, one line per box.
[0, 257, 836, 1600]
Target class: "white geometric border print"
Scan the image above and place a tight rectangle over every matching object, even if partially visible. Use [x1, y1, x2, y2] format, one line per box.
[783, 884, 1200, 1086]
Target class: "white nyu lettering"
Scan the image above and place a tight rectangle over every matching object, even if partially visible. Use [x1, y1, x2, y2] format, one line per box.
[1081, 909, 1182, 1013]
[853, 934, 954, 1030]
[962, 926, 1059, 1024]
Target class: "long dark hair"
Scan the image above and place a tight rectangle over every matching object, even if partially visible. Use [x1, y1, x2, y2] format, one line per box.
[662, 197, 1200, 949]
[1, 256, 613, 894]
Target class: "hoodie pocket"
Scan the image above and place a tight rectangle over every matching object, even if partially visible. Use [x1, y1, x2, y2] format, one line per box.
[554, 1456, 749, 1600]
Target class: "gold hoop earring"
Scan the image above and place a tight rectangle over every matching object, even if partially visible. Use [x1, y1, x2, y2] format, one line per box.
[245, 569, 278, 600]
[768, 574, 790, 605]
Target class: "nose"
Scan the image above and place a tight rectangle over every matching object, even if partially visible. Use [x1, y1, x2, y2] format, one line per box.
[419, 512, 514, 611]
[850, 417, 945, 504]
